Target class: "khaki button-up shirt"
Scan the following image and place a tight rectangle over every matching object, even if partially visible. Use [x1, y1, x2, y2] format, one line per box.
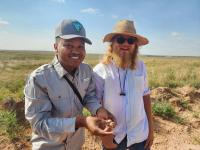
[24, 57, 101, 150]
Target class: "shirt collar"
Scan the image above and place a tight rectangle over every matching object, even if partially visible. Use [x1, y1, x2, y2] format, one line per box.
[52, 56, 79, 79]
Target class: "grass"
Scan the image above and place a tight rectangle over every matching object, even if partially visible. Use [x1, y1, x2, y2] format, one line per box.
[192, 111, 200, 118]
[0, 51, 200, 102]
[143, 56, 200, 88]
[0, 50, 199, 141]
[152, 101, 184, 124]
[179, 100, 189, 109]
[152, 101, 176, 119]
[83, 108, 91, 116]
[0, 110, 21, 140]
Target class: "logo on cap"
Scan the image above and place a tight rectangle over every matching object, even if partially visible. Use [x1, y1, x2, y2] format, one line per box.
[72, 21, 82, 32]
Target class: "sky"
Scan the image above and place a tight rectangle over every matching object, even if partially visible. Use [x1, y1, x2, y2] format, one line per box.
[0, 0, 200, 56]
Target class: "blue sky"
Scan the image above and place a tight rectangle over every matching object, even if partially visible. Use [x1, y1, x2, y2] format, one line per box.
[0, 0, 200, 56]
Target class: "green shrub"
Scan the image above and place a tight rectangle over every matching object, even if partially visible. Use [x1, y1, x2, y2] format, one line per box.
[152, 101, 185, 124]
[0, 110, 21, 140]
[192, 111, 200, 118]
[0, 80, 24, 101]
[83, 108, 91, 116]
[152, 101, 176, 118]
[179, 100, 189, 109]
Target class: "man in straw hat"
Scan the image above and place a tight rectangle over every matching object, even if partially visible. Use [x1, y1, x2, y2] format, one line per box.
[93, 19, 154, 150]
[24, 19, 116, 150]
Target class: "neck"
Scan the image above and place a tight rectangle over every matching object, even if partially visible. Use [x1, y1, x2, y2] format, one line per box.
[112, 52, 132, 69]
[65, 68, 76, 76]
[113, 57, 131, 69]
[60, 62, 77, 76]
[57, 57, 77, 76]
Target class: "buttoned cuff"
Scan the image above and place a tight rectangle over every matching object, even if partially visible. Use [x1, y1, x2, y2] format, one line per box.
[143, 88, 151, 96]
[63, 117, 76, 133]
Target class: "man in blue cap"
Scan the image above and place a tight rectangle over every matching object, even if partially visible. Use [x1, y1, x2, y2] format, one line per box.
[24, 19, 115, 150]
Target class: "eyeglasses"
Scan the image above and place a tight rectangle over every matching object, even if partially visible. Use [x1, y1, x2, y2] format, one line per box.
[116, 36, 137, 45]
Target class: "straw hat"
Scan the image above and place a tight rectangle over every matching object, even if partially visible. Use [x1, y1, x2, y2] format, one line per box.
[103, 20, 149, 46]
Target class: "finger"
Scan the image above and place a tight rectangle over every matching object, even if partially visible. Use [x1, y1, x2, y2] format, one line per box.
[149, 139, 153, 147]
[103, 125, 112, 132]
[144, 139, 150, 149]
[95, 128, 113, 136]
[97, 119, 107, 129]
[108, 113, 117, 125]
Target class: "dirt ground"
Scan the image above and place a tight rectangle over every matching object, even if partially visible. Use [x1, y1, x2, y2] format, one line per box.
[1, 86, 200, 150]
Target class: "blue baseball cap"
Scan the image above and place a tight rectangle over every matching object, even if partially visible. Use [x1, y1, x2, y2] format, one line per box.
[55, 19, 92, 45]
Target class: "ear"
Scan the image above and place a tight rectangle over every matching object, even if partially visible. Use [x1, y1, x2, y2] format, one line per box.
[109, 44, 113, 52]
[54, 43, 58, 54]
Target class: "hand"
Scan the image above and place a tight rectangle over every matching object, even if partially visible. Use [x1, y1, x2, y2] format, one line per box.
[85, 116, 113, 136]
[144, 127, 154, 149]
[96, 107, 116, 125]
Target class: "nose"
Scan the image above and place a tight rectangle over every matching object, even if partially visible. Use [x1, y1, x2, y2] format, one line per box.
[121, 40, 130, 46]
[124, 40, 129, 45]
[71, 50, 80, 54]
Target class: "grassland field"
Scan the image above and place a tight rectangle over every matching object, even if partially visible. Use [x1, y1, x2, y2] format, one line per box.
[0, 50, 200, 102]
[0, 50, 200, 149]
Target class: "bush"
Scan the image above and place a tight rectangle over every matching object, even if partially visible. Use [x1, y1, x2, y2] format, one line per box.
[152, 101, 185, 124]
[152, 101, 176, 118]
[0, 80, 24, 101]
[83, 108, 91, 116]
[0, 110, 21, 140]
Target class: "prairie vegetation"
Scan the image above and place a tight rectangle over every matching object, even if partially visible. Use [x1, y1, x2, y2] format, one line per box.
[0, 50, 200, 149]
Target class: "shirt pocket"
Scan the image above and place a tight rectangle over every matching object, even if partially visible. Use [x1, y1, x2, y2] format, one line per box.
[79, 77, 90, 96]
[48, 91, 72, 117]
[134, 75, 144, 94]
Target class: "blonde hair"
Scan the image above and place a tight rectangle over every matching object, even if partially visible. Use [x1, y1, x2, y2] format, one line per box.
[101, 44, 138, 70]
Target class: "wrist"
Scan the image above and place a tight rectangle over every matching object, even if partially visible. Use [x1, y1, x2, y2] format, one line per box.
[96, 106, 103, 115]
[75, 116, 86, 129]
[148, 123, 154, 131]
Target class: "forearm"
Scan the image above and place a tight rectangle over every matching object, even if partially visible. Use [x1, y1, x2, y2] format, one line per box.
[25, 97, 76, 141]
[85, 99, 102, 115]
[33, 117, 76, 140]
[84, 76, 102, 115]
[143, 94, 153, 130]
[75, 115, 87, 128]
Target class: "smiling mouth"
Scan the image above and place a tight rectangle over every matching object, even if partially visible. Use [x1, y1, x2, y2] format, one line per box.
[71, 56, 79, 59]
[69, 54, 82, 60]
[120, 48, 129, 51]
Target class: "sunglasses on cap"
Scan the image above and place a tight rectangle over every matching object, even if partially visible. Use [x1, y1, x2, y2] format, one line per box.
[115, 36, 137, 45]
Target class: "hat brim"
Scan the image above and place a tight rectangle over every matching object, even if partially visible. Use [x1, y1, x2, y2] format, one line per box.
[59, 34, 92, 45]
[103, 32, 149, 46]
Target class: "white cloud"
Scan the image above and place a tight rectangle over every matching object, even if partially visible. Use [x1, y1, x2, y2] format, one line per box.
[51, 0, 65, 3]
[111, 14, 118, 19]
[171, 32, 181, 37]
[80, 8, 103, 16]
[81, 8, 98, 14]
[0, 18, 9, 27]
[170, 32, 183, 40]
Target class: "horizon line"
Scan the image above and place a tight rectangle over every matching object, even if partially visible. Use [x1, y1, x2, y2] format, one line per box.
[0, 49, 200, 57]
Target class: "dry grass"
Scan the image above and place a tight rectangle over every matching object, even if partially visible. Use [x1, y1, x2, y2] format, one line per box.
[0, 50, 200, 101]
[0, 50, 200, 149]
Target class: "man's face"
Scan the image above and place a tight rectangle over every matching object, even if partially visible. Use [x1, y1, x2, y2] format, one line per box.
[54, 38, 86, 72]
[111, 35, 137, 67]
[112, 35, 137, 58]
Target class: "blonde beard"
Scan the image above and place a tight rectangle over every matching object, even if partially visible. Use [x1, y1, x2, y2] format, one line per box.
[112, 51, 132, 69]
